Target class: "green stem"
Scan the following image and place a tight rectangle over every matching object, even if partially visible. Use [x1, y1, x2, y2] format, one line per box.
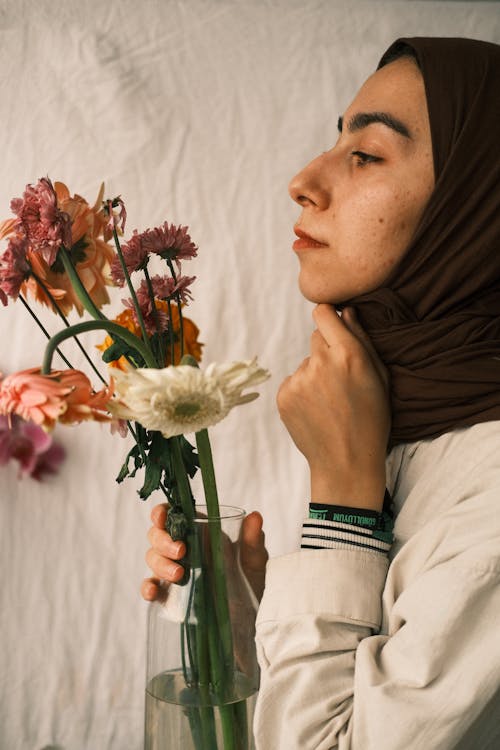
[166, 298, 176, 365]
[18, 294, 74, 371]
[169, 436, 194, 522]
[58, 247, 105, 320]
[41, 320, 158, 374]
[111, 227, 152, 354]
[196, 428, 236, 747]
[167, 259, 185, 359]
[170, 441, 218, 748]
[143, 266, 165, 366]
[29, 271, 108, 385]
[233, 699, 250, 750]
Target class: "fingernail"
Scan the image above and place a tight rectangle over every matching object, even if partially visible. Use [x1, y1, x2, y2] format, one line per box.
[169, 564, 182, 579]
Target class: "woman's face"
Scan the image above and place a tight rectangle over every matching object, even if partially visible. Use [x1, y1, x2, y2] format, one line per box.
[289, 57, 435, 304]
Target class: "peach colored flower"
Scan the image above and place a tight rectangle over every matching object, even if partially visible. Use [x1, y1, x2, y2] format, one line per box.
[0, 219, 18, 240]
[56, 369, 113, 425]
[1, 182, 116, 315]
[27, 181, 116, 315]
[97, 303, 203, 370]
[0, 367, 113, 430]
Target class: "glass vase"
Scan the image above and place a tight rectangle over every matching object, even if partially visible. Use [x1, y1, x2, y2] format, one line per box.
[144, 505, 259, 750]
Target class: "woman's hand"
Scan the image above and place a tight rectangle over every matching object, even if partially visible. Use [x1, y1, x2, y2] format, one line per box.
[141, 503, 269, 603]
[276, 304, 390, 510]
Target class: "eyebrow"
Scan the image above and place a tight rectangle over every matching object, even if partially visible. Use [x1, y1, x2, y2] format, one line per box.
[337, 111, 412, 139]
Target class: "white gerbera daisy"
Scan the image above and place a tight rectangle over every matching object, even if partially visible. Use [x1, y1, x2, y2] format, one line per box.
[110, 358, 270, 438]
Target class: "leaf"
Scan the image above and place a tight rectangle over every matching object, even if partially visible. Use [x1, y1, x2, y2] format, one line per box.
[180, 435, 200, 478]
[101, 336, 145, 367]
[116, 442, 144, 483]
[138, 431, 174, 500]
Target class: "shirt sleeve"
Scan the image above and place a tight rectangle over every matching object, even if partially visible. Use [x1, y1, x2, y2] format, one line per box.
[301, 518, 392, 555]
[253, 543, 500, 749]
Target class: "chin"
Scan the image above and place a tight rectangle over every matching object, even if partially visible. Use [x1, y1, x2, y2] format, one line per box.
[298, 276, 346, 306]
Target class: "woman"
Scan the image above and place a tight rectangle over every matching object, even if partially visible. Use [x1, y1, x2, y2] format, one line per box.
[142, 37, 500, 748]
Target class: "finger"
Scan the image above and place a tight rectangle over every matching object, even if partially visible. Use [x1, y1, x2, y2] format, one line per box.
[241, 511, 265, 550]
[240, 512, 268, 570]
[310, 328, 329, 355]
[151, 503, 169, 528]
[141, 577, 162, 601]
[145, 547, 186, 583]
[147, 525, 186, 559]
[312, 303, 355, 350]
[239, 512, 268, 601]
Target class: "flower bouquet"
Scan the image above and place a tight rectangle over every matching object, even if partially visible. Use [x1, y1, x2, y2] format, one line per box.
[0, 178, 269, 749]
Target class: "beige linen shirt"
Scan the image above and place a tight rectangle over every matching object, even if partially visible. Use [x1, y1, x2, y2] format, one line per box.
[254, 421, 500, 749]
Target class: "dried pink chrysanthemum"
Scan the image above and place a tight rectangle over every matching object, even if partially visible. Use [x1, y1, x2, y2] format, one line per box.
[110, 229, 149, 286]
[10, 177, 72, 266]
[104, 196, 127, 240]
[0, 234, 31, 303]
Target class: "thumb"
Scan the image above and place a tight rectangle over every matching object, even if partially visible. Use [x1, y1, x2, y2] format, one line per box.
[241, 511, 266, 558]
[240, 511, 268, 601]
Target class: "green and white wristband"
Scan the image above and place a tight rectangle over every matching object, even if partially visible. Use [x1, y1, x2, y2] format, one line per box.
[301, 490, 394, 555]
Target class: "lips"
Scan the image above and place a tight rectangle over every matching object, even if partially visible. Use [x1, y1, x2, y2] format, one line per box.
[293, 226, 327, 251]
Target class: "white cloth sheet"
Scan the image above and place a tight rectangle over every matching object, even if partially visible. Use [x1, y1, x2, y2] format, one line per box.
[0, 1, 498, 748]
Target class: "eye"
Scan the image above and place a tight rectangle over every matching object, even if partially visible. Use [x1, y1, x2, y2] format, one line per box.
[351, 150, 382, 166]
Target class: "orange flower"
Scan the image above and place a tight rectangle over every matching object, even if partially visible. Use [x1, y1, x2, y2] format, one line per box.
[56, 369, 114, 425]
[0, 219, 18, 241]
[0, 367, 113, 431]
[97, 302, 203, 370]
[17, 182, 116, 316]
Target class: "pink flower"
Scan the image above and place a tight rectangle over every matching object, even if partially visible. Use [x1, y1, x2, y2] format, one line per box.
[105, 196, 127, 239]
[111, 229, 149, 286]
[139, 274, 195, 305]
[0, 234, 31, 302]
[10, 177, 72, 266]
[122, 275, 195, 335]
[145, 222, 198, 270]
[110, 222, 198, 286]
[122, 293, 169, 335]
[0, 368, 113, 430]
[0, 414, 65, 480]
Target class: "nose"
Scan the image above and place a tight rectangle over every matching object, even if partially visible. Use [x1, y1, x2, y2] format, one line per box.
[288, 153, 330, 209]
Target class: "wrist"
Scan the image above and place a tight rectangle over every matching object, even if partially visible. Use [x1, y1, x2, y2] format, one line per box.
[309, 470, 386, 512]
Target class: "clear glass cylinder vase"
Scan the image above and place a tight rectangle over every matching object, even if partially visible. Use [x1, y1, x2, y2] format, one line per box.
[144, 505, 259, 750]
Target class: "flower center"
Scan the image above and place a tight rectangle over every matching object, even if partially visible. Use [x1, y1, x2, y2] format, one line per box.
[174, 401, 201, 418]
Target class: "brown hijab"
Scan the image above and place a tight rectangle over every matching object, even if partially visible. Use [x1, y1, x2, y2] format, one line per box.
[352, 37, 500, 444]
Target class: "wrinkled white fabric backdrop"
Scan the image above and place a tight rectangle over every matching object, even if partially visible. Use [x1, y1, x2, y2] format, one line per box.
[0, 1, 498, 747]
